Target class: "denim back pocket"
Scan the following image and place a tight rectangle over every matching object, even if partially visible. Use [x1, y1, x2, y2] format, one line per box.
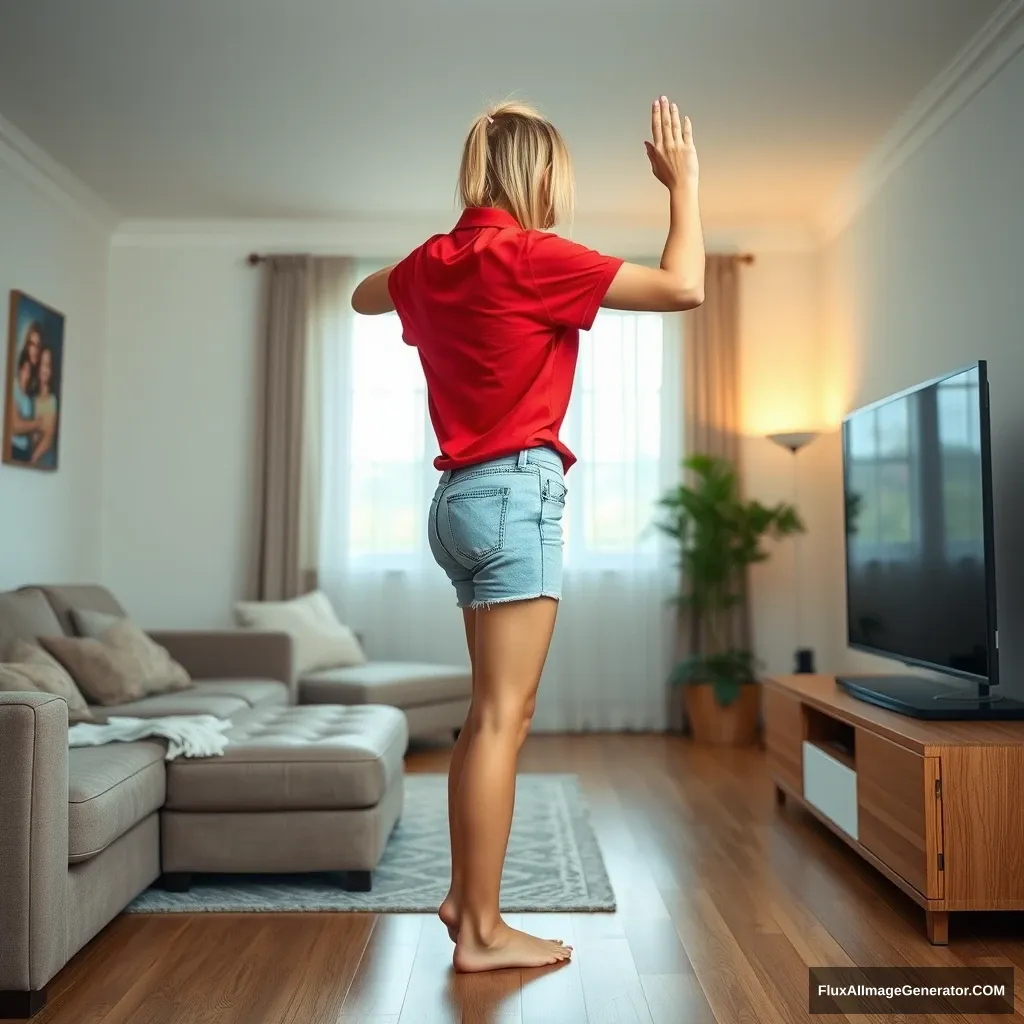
[445, 487, 510, 565]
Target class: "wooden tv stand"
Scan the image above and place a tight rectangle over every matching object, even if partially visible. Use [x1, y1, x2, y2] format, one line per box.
[764, 674, 1024, 944]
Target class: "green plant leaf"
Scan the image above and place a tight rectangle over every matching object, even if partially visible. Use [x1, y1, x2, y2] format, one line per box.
[656, 453, 804, 649]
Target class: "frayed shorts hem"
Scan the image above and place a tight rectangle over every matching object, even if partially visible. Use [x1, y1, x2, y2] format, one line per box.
[457, 591, 562, 611]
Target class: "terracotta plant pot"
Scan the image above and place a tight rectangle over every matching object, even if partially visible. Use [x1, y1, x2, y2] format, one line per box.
[683, 682, 761, 746]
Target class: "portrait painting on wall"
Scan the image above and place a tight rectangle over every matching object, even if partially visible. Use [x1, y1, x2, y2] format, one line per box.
[2, 290, 65, 472]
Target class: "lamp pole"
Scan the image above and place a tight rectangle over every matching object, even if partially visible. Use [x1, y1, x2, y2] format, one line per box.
[767, 431, 819, 674]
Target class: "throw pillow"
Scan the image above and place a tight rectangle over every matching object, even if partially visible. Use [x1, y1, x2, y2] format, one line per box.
[0, 666, 97, 723]
[72, 610, 193, 696]
[0, 639, 96, 722]
[234, 590, 366, 676]
[71, 607, 122, 639]
[39, 634, 147, 707]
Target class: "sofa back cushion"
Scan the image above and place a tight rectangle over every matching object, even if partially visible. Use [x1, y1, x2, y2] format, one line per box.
[32, 586, 127, 637]
[0, 588, 66, 658]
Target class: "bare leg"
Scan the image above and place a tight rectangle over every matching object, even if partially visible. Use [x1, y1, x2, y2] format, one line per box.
[452, 597, 572, 973]
[439, 609, 478, 941]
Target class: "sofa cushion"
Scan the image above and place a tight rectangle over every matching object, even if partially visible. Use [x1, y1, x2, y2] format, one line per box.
[40, 634, 147, 706]
[72, 612, 193, 697]
[190, 679, 289, 709]
[300, 662, 472, 708]
[165, 705, 408, 812]
[68, 742, 166, 863]
[0, 588, 65, 658]
[31, 585, 127, 637]
[86, 691, 250, 721]
[235, 591, 366, 675]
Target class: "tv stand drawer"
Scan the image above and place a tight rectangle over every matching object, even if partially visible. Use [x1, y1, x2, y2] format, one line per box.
[802, 740, 859, 839]
[856, 730, 942, 898]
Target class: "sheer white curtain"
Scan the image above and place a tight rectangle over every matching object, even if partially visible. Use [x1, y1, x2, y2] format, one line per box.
[319, 263, 682, 732]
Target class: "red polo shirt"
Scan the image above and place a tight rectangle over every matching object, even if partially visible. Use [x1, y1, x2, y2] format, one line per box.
[387, 207, 623, 472]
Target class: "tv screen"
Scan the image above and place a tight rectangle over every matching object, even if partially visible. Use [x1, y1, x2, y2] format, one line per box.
[842, 362, 998, 683]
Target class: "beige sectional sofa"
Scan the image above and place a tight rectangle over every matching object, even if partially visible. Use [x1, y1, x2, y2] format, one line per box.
[0, 585, 406, 1020]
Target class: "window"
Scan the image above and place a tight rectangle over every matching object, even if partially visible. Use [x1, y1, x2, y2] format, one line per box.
[563, 310, 668, 565]
[347, 312, 425, 559]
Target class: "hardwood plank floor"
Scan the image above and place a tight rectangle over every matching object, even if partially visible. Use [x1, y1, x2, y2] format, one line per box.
[7, 735, 1023, 1024]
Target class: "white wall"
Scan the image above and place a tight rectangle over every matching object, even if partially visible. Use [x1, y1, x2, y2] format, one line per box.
[0, 154, 110, 589]
[735, 250, 833, 678]
[103, 246, 261, 626]
[820, 47, 1024, 691]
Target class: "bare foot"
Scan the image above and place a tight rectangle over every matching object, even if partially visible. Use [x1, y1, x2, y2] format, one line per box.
[439, 894, 460, 943]
[454, 924, 572, 973]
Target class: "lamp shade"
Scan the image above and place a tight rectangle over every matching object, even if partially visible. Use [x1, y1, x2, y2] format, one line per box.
[767, 431, 819, 454]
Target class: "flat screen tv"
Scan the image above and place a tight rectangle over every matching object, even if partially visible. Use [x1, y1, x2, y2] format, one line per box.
[838, 361, 1024, 719]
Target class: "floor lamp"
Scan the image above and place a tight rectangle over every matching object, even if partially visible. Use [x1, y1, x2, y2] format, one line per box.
[767, 431, 819, 674]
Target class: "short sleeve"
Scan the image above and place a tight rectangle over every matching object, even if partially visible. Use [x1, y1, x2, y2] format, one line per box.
[526, 232, 624, 331]
[386, 254, 417, 346]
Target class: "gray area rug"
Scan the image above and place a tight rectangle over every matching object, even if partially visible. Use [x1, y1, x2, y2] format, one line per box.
[127, 773, 615, 913]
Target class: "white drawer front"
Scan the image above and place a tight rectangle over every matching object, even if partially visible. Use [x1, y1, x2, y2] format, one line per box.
[802, 741, 858, 840]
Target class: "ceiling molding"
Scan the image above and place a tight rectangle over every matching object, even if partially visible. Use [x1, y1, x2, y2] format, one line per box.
[0, 112, 119, 233]
[111, 216, 820, 257]
[818, 0, 1024, 241]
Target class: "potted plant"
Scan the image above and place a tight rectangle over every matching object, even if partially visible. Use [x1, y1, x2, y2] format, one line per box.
[655, 454, 804, 746]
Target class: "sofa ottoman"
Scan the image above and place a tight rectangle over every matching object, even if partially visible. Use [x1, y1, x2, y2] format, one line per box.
[160, 704, 406, 892]
[300, 662, 471, 740]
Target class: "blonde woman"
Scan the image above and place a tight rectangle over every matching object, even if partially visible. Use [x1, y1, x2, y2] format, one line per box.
[352, 96, 704, 973]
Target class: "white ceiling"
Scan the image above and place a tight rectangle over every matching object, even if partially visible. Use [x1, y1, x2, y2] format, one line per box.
[0, 0, 1003, 227]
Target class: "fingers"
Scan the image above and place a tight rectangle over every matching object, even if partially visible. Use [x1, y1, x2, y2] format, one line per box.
[653, 97, 688, 149]
[670, 102, 682, 144]
[660, 96, 672, 146]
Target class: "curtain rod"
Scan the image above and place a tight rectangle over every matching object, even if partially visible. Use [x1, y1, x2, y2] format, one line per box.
[247, 252, 756, 266]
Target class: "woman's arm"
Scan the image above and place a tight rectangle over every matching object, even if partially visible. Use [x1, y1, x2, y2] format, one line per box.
[602, 98, 704, 313]
[351, 265, 397, 315]
[9, 409, 39, 436]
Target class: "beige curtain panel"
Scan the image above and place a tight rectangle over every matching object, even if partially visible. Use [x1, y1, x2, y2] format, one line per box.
[684, 254, 742, 467]
[250, 255, 351, 601]
[670, 254, 749, 727]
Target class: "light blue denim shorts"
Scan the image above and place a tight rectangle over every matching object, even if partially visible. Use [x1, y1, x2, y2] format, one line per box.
[428, 446, 566, 609]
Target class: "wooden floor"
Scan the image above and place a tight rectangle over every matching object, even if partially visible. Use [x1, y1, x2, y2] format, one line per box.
[11, 734, 1024, 1024]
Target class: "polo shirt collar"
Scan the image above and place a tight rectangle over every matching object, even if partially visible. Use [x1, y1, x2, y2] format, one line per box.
[454, 207, 521, 230]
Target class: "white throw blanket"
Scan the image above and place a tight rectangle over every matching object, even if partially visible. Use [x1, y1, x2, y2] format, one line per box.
[68, 715, 232, 760]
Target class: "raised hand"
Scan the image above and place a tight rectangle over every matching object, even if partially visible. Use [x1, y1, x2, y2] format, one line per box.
[645, 96, 698, 192]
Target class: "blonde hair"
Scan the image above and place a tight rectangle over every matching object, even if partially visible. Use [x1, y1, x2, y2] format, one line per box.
[457, 101, 574, 231]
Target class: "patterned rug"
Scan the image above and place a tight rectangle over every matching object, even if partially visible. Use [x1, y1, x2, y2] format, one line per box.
[127, 773, 615, 913]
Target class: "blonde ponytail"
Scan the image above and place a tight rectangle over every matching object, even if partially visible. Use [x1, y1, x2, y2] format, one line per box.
[457, 114, 495, 209]
[456, 101, 574, 231]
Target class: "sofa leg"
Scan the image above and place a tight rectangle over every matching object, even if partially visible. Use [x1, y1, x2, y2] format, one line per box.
[0, 989, 46, 1019]
[161, 872, 193, 893]
[344, 870, 372, 892]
